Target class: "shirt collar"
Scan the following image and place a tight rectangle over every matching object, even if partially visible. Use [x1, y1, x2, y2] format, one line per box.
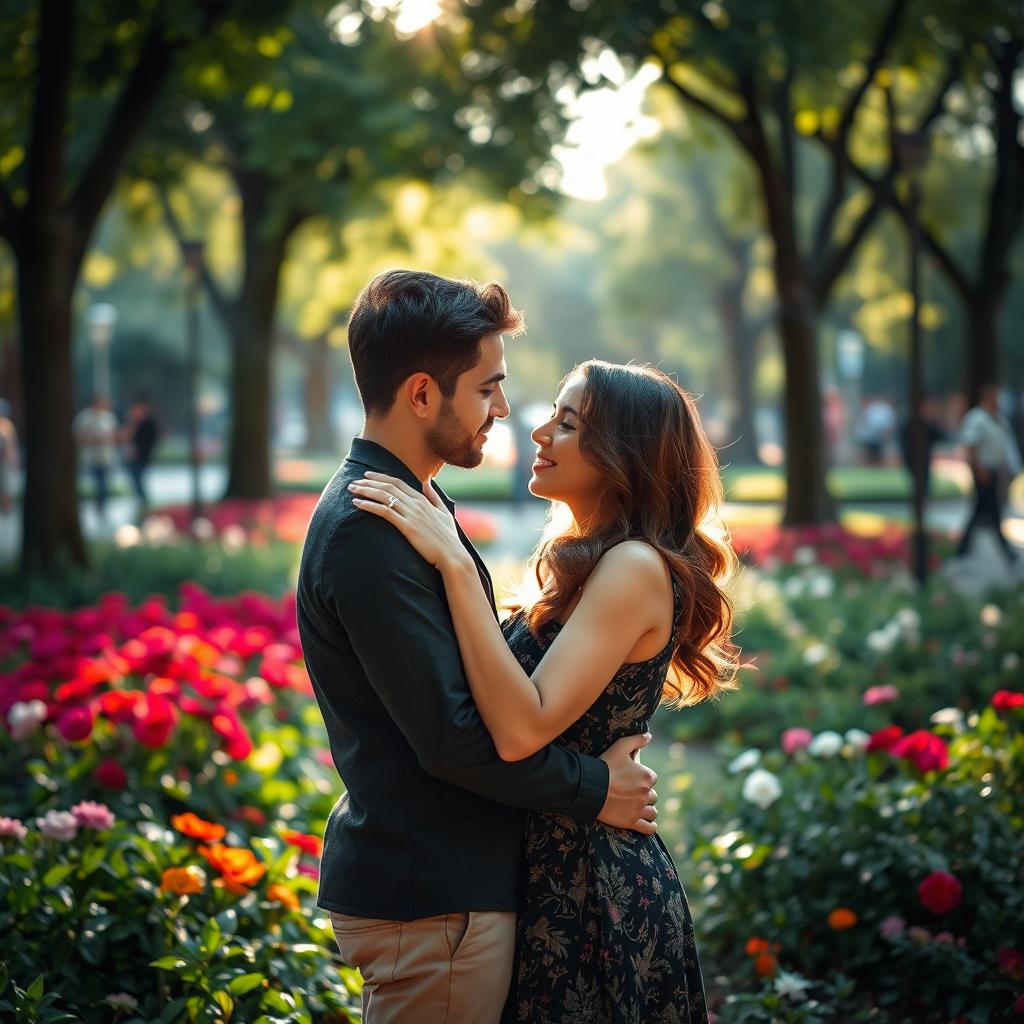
[345, 437, 455, 512]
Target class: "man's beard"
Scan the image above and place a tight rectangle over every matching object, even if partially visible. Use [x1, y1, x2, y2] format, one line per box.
[426, 400, 490, 469]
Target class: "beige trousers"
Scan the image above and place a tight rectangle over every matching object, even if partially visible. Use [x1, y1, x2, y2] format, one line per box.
[329, 910, 516, 1024]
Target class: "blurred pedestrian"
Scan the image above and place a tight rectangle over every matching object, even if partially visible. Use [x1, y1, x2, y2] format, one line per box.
[855, 397, 896, 465]
[73, 396, 119, 521]
[0, 399, 18, 515]
[121, 395, 160, 511]
[955, 384, 1022, 566]
[899, 397, 946, 499]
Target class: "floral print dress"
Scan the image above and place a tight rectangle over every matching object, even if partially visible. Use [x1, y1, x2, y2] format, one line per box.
[501, 583, 709, 1024]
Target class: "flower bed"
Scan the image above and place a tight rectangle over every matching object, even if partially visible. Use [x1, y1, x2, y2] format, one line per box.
[678, 694, 1024, 1023]
[157, 493, 500, 546]
[0, 585, 358, 1022]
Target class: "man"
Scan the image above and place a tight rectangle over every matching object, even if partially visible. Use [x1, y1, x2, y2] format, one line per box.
[121, 395, 160, 511]
[955, 383, 1022, 566]
[72, 395, 119, 521]
[296, 270, 657, 1024]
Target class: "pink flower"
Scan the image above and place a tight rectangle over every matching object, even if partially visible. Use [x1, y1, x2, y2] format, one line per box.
[57, 704, 94, 742]
[918, 871, 962, 915]
[879, 915, 905, 940]
[37, 809, 78, 841]
[0, 817, 27, 840]
[71, 800, 116, 831]
[781, 727, 813, 755]
[862, 684, 899, 706]
[95, 759, 128, 790]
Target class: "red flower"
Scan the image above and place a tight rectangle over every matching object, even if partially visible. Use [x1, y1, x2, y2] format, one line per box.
[891, 730, 949, 773]
[94, 759, 128, 790]
[917, 871, 962, 915]
[56, 705, 94, 742]
[132, 692, 178, 748]
[997, 946, 1024, 981]
[281, 829, 323, 858]
[866, 725, 904, 753]
[98, 689, 142, 723]
[993, 690, 1024, 712]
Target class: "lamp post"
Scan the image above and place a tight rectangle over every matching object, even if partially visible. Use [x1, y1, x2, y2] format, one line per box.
[836, 329, 865, 465]
[181, 241, 204, 529]
[893, 129, 931, 588]
[86, 303, 118, 400]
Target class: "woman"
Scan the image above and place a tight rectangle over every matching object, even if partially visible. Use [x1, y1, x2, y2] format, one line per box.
[348, 360, 739, 1024]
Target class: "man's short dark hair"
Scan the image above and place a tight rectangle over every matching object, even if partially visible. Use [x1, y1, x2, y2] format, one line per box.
[347, 269, 525, 415]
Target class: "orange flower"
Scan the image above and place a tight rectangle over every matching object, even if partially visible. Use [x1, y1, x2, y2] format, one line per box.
[160, 865, 204, 895]
[223, 769, 239, 786]
[171, 812, 226, 842]
[266, 883, 300, 910]
[828, 907, 858, 930]
[199, 844, 267, 892]
[745, 937, 770, 956]
[754, 953, 777, 978]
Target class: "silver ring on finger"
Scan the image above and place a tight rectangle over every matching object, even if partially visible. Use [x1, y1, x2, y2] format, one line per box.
[387, 495, 399, 510]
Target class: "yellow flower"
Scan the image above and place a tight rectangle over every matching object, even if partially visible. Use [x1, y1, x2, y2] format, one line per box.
[160, 865, 204, 895]
[266, 883, 300, 910]
[828, 907, 858, 930]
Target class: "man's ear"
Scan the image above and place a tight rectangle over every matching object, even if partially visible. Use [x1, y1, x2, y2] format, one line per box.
[403, 372, 437, 420]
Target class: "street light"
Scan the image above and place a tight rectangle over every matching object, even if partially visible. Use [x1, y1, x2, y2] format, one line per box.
[836, 329, 865, 465]
[893, 129, 931, 588]
[181, 241, 204, 529]
[86, 303, 118, 400]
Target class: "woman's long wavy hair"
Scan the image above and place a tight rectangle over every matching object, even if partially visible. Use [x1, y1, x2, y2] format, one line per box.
[512, 360, 740, 707]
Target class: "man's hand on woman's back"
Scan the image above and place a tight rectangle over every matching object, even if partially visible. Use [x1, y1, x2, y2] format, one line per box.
[597, 732, 658, 835]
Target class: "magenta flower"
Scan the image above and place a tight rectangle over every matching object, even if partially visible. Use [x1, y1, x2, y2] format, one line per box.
[879, 915, 905, 940]
[57, 704, 94, 742]
[71, 801, 116, 831]
[781, 727, 813, 755]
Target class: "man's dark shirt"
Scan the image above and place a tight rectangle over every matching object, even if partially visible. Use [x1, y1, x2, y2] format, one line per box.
[296, 438, 609, 920]
[130, 415, 158, 465]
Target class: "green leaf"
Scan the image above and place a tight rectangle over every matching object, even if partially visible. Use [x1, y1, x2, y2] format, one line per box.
[150, 956, 188, 971]
[228, 973, 266, 996]
[78, 844, 107, 877]
[42, 864, 75, 888]
[200, 915, 222, 952]
[159, 996, 190, 1022]
[212, 991, 235, 1018]
[26, 975, 44, 1001]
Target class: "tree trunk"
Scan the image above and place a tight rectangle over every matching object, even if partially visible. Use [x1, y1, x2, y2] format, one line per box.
[16, 227, 87, 572]
[715, 278, 761, 465]
[753, 149, 835, 525]
[965, 293, 1002, 405]
[224, 173, 293, 500]
[302, 334, 336, 454]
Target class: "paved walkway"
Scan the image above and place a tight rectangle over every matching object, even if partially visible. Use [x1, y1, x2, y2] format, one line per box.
[1, 465, 1021, 594]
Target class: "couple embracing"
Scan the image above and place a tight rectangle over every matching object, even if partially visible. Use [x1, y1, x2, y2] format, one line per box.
[296, 269, 738, 1023]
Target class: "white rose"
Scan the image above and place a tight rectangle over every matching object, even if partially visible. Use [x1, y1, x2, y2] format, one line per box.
[728, 748, 761, 775]
[803, 642, 830, 666]
[867, 629, 893, 654]
[774, 970, 813, 1001]
[895, 607, 921, 632]
[929, 707, 964, 729]
[844, 728, 871, 752]
[742, 769, 782, 809]
[7, 700, 48, 741]
[809, 573, 835, 598]
[37, 810, 78, 841]
[980, 604, 1002, 627]
[809, 731, 843, 758]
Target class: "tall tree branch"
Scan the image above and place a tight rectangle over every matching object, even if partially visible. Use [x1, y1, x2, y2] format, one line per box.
[26, 0, 76, 220]
[68, 21, 180, 269]
[810, 0, 911, 265]
[660, 74, 751, 150]
[156, 182, 235, 330]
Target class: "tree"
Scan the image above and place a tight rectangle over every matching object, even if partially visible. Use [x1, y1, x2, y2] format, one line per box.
[0, 0, 259, 571]
[460, 0, 959, 523]
[840, 7, 1024, 401]
[144, 3, 569, 499]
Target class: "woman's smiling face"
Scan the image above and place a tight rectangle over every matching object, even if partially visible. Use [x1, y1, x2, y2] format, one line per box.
[529, 374, 606, 518]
